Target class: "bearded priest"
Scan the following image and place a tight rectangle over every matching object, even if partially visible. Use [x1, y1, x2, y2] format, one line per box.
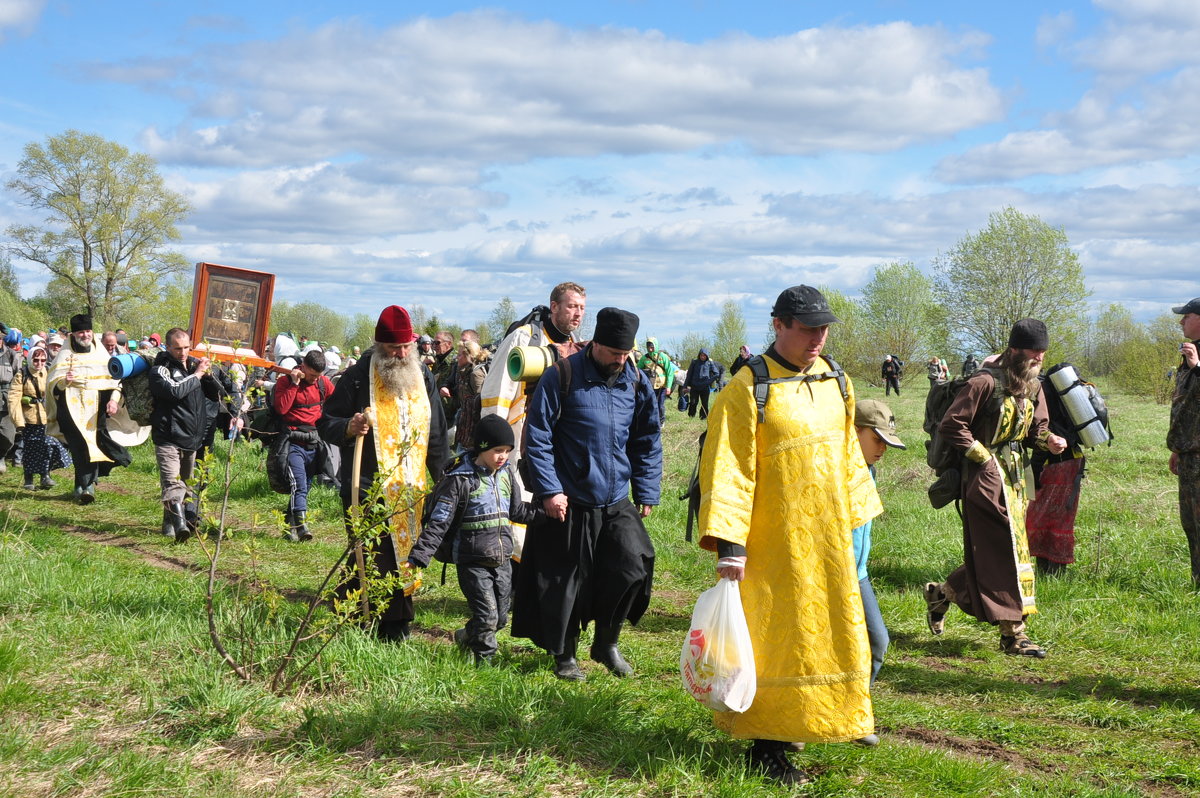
[318, 305, 449, 641]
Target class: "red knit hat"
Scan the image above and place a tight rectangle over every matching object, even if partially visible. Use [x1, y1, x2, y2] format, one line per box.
[375, 305, 417, 344]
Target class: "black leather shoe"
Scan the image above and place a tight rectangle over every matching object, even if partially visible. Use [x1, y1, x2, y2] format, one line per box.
[590, 624, 633, 677]
[79, 484, 95, 505]
[747, 740, 810, 785]
[553, 655, 585, 681]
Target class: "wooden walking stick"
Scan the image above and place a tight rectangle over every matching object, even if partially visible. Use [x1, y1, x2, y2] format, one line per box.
[350, 406, 374, 619]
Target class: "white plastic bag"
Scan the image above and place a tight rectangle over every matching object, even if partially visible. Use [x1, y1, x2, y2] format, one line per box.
[680, 578, 756, 713]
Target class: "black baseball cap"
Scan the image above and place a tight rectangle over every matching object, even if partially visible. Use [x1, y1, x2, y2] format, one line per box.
[1173, 298, 1200, 315]
[771, 285, 840, 326]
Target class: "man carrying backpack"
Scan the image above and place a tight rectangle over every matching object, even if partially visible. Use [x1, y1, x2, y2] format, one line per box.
[924, 319, 1067, 658]
[696, 285, 882, 785]
[274, 349, 334, 542]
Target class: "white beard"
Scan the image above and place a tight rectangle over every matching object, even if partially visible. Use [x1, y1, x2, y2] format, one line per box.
[374, 349, 423, 396]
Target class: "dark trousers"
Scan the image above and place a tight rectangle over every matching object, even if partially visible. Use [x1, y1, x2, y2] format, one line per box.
[287, 443, 317, 513]
[335, 499, 415, 635]
[511, 497, 655, 655]
[885, 376, 900, 396]
[1178, 453, 1200, 585]
[653, 387, 668, 423]
[687, 386, 711, 418]
[458, 561, 512, 658]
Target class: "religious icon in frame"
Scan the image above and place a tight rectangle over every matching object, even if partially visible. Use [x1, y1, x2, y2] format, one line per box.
[189, 262, 275, 359]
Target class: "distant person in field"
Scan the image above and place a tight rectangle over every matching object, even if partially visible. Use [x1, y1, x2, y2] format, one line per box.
[684, 348, 720, 419]
[730, 345, 753, 376]
[1168, 297, 1200, 586]
[924, 319, 1067, 659]
[962, 353, 979, 377]
[881, 355, 902, 396]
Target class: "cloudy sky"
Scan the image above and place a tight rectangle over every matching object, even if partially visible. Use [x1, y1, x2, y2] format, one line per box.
[1, 0, 1196, 344]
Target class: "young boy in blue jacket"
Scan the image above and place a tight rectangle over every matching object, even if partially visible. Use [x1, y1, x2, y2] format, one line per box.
[406, 414, 543, 665]
[851, 398, 906, 745]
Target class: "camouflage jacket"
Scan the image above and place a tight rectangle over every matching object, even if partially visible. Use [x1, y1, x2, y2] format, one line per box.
[1169, 360, 1200, 454]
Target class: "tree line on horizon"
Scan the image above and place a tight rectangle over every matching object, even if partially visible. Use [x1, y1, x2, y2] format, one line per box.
[0, 130, 1180, 402]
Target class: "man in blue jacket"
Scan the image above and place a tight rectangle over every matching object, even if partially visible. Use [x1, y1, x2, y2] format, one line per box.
[512, 306, 663, 680]
[685, 348, 721, 419]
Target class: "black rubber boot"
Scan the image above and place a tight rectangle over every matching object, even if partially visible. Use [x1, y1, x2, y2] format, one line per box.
[590, 624, 633, 677]
[294, 510, 313, 542]
[169, 501, 189, 540]
[283, 509, 302, 542]
[160, 504, 177, 541]
[553, 636, 585, 681]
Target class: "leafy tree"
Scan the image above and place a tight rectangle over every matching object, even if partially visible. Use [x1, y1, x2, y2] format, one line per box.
[669, 333, 710, 368]
[4, 130, 190, 327]
[487, 296, 518, 342]
[1088, 304, 1140, 376]
[860, 261, 947, 374]
[1113, 313, 1181, 404]
[271, 301, 351, 349]
[710, 300, 747, 368]
[0, 255, 19, 298]
[0, 285, 51, 335]
[933, 207, 1089, 359]
[119, 276, 193, 339]
[819, 286, 876, 385]
[346, 313, 376, 351]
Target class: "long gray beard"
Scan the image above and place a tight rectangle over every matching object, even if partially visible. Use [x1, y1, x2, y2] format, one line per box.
[374, 349, 423, 396]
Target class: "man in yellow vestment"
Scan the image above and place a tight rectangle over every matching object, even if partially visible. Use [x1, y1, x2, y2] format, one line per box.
[698, 285, 883, 786]
[46, 312, 133, 504]
[318, 305, 449, 642]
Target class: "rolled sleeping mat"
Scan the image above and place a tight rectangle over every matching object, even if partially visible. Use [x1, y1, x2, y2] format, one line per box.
[507, 344, 563, 383]
[1046, 364, 1110, 448]
[108, 352, 151, 379]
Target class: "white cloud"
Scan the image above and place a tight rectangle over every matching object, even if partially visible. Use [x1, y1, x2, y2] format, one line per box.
[0, 0, 45, 41]
[80, 13, 1003, 168]
[175, 162, 506, 241]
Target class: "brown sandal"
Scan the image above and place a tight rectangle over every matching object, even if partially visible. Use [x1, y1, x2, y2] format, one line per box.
[924, 582, 949, 635]
[1000, 635, 1047, 658]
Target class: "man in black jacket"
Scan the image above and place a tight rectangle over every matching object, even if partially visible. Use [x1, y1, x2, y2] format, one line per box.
[318, 305, 449, 641]
[148, 328, 219, 541]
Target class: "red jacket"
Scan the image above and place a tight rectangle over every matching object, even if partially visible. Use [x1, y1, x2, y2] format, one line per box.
[273, 374, 332, 428]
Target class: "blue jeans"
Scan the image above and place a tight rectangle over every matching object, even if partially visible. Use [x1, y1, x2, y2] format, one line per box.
[287, 443, 317, 514]
[860, 576, 889, 686]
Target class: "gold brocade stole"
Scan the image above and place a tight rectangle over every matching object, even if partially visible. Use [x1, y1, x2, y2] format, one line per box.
[368, 360, 431, 562]
[991, 395, 1037, 615]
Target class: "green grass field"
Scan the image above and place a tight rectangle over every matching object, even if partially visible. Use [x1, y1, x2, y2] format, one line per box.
[1, 378, 1198, 797]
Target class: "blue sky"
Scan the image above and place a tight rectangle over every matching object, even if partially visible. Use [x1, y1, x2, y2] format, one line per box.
[2, 0, 1197, 346]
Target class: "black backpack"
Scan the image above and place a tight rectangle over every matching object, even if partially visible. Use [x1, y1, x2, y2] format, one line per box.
[923, 366, 1034, 509]
[680, 354, 851, 542]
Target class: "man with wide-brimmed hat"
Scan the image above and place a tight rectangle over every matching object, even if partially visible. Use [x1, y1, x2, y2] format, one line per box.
[318, 305, 449, 641]
[924, 318, 1067, 658]
[696, 284, 882, 786]
[46, 312, 135, 503]
[512, 306, 661, 681]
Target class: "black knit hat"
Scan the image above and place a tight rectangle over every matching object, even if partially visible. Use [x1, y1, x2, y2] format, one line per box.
[70, 313, 93, 333]
[473, 414, 515, 453]
[593, 307, 639, 350]
[1008, 318, 1049, 350]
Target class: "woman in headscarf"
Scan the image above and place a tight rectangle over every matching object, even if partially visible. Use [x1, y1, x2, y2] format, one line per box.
[8, 344, 72, 489]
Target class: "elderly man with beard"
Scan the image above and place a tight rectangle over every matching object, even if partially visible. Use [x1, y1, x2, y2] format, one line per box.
[924, 319, 1067, 658]
[318, 305, 449, 642]
[46, 313, 134, 504]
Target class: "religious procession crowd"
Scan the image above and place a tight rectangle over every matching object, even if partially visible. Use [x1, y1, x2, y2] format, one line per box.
[3, 282, 1199, 787]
